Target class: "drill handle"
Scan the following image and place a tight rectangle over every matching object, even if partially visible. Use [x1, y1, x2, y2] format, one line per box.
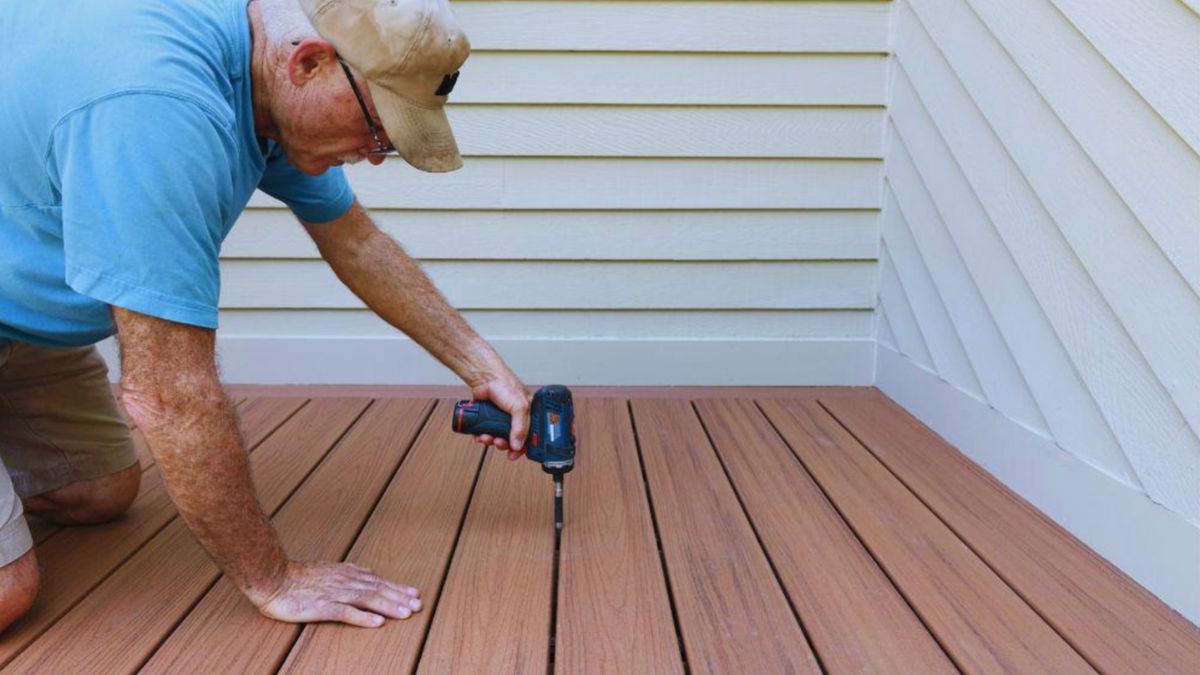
[452, 400, 513, 438]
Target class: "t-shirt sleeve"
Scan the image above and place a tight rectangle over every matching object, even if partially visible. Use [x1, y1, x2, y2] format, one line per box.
[51, 93, 236, 329]
[256, 142, 354, 224]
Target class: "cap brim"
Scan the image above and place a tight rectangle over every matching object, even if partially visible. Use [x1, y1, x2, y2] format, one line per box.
[367, 81, 463, 173]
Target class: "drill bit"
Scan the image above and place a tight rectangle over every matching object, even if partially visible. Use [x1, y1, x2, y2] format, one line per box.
[554, 474, 563, 530]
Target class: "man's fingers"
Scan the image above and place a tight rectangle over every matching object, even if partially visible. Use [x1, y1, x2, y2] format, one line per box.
[332, 604, 386, 627]
[342, 588, 420, 620]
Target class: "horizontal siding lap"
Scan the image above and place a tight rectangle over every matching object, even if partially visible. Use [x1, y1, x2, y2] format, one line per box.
[228, 1, 887, 386]
[455, 1, 891, 53]
[223, 209, 879, 260]
[218, 260, 877, 310]
[248, 158, 882, 210]
[452, 53, 887, 105]
[447, 106, 885, 158]
[215, 309, 876, 339]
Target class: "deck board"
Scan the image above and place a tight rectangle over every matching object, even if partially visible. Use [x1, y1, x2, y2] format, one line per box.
[695, 398, 956, 673]
[758, 399, 1094, 674]
[556, 399, 683, 675]
[140, 398, 432, 675]
[415, 438, 556, 674]
[0, 388, 1192, 674]
[821, 396, 1200, 674]
[630, 399, 821, 674]
[280, 400, 484, 674]
[24, 397, 248, 546]
[1, 399, 368, 674]
[0, 397, 304, 669]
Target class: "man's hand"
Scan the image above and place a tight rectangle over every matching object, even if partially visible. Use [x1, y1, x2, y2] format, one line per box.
[304, 202, 533, 456]
[468, 372, 532, 460]
[112, 307, 418, 628]
[255, 560, 422, 627]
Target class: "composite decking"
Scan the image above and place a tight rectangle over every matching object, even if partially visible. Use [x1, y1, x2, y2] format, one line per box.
[1, 387, 1196, 674]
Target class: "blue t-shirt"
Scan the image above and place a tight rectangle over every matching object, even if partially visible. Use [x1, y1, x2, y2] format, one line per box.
[0, 0, 354, 346]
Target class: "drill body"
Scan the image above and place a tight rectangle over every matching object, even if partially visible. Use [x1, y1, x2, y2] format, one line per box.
[452, 385, 576, 530]
[452, 385, 576, 476]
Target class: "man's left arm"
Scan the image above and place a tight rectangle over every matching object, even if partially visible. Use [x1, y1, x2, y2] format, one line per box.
[302, 201, 529, 455]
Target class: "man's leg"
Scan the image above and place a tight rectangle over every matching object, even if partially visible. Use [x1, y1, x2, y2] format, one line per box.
[0, 457, 38, 632]
[0, 341, 141, 526]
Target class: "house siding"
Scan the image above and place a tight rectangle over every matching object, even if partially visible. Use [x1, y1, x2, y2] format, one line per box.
[877, 0, 1200, 622]
[211, 1, 892, 385]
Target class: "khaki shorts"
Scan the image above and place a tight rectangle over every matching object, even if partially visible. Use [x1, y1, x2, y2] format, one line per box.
[0, 340, 140, 566]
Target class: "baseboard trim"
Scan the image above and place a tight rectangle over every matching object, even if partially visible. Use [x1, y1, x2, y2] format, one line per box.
[97, 336, 874, 386]
[875, 343, 1200, 625]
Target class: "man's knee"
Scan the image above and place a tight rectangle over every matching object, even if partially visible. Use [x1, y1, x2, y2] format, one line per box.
[0, 549, 39, 634]
[24, 463, 141, 525]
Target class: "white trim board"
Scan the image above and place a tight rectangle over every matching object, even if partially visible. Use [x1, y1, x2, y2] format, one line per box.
[875, 343, 1200, 625]
[96, 337, 873, 386]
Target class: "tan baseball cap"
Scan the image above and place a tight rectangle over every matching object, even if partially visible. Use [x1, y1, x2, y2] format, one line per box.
[299, 0, 470, 172]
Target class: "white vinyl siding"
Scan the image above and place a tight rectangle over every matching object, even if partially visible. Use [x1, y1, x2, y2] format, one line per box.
[217, 1, 891, 385]
[877, 0, 1200, 621]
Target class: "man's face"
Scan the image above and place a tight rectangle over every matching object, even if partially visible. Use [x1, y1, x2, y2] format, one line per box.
[274, 39, 392, 176]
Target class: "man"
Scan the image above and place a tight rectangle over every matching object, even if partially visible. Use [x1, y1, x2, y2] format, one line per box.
[0, 0, 530, 632]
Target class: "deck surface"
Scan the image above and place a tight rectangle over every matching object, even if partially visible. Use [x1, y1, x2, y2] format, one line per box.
[3, 387, 1197, 674]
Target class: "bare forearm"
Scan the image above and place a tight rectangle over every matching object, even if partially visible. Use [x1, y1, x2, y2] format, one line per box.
[146, 393, 283, 599]
[313, 208, 505, 385]
[113, 306, 286, 603]
[127, 383, 286, 602]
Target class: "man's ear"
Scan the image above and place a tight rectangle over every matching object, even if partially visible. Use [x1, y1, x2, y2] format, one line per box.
[287, 37, 338, 87]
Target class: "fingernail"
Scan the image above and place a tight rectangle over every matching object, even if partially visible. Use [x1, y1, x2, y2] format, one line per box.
[398, 606, 411, 618]
[372, 615, 384, 626]
[410, 598, 422, 610]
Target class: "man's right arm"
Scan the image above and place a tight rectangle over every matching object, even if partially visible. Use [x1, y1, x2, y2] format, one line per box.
[112, 306, 420, 627]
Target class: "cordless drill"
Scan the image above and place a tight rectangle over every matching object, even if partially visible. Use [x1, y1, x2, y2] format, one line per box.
[451, 385, 576, 530]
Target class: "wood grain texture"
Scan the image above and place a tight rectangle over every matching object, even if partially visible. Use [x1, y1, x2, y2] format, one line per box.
[877, 244, 934, 366]
[139, 399, 433, 675]
[874, 342, 1200, 625]
[556, 398, 683, 674]
[1, 399, 368, 675]
[883, 136, 1060, 436]
[880, 189, 983, 396]
[414, 447, 556, 675]
[455, 1, 891, 53]
[694, 399, 955, 673]
[957, 0, 1200, 292]
[896, 0, 1200, 520]
[1048, 0, 1200, 153]
[629, 399, 820, 674]
[757, 399, 1094, 674]
[821, 395, 1200, 673]
[280, 400, 485, 674]
[0, 397, 304, 669]
[224, 209, 880, 261]
[886, 69, 1138, 483]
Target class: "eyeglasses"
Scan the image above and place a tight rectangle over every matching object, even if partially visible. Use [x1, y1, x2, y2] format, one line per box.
[337, 57, 396, 156]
